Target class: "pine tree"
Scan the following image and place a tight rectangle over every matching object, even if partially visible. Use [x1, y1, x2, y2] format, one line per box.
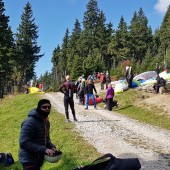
[51, 45, 61, 83]
[108, 16, 129, 68]
[0, 0, 15, 83]
[38, 71, 52, 91]
[67, 19, 82, 74]
[159, 5, 170, 65]
[15, 2, 43, 84]
[71, 54, 84, 80]
[129, 8, 153, 63]
[82, 0, 111, 73]
[82, 0, 100, 54]
[59, 28, 69, 78]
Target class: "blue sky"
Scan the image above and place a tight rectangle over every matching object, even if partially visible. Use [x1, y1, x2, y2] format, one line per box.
[3, 0, 170, 78]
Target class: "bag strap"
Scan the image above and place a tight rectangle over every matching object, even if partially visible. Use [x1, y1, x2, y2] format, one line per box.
[73, 154, 116, 170]
[83, 153, 115, 169]
[92, 153, 115, 163]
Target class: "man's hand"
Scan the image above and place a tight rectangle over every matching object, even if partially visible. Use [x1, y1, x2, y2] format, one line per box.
[45, 148, 55, 156]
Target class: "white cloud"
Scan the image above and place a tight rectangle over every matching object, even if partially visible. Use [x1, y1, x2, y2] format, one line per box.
[154, 0, 170, 14]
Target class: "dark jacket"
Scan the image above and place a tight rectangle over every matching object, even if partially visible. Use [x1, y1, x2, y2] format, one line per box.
[58, 81, 76, 98]
[156, 76, 166, 87]
[106, 75, 111, 84]
[85, 83, 97, 94]
[19, 109, 55, 166]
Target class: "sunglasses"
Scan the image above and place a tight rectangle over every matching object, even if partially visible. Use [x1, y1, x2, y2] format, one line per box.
[41, 106, 51, 109]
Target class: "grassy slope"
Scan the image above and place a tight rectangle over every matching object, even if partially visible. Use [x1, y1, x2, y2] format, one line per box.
[1, 89, 170, 169]
[99, 89, 170, 130]
[0, 94, 100, 170]
[115, 89, 170, 130]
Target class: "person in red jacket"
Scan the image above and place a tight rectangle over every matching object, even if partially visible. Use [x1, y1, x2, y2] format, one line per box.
[100, 73, 106, 90]
[39, 83, 43, 92]
[105, 83, 114, 111]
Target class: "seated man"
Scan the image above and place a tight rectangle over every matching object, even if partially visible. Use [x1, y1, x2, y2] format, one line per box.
[153, 75, 166, 93]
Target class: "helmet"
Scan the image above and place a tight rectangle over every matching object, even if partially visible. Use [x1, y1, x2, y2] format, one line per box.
[44, 150, 62, 163]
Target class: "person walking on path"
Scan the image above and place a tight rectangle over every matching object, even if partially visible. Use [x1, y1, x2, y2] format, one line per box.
[58, 75, 77, 122]
[85, 79, 97, 110]
[105, 83, 114, 111]
[19, 99, 57, 170]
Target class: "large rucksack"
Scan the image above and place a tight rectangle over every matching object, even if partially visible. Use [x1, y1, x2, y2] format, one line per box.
[0, 152, 14, 167]
[73, 153, 141, 170]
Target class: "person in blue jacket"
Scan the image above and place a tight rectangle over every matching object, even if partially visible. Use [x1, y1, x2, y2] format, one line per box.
[19, 99, 56, 170]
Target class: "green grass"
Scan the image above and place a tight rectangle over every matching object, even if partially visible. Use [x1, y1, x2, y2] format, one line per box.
[1, 89, 170, 169]
[99, 89, 170, 130]
[0, 94, 100, 170]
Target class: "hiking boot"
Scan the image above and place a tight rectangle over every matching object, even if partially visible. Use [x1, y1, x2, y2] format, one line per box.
[94, 107, 97, 110]
[65, 119, 71, 123]
[85, 108, 88, 110]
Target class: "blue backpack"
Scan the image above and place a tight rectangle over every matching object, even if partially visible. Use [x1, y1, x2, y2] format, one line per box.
[0, 152, 14, 167]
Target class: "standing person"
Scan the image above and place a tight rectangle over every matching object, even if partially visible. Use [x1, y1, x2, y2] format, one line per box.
[155, 63, 161, 75]
[105, 83, 114, 111]
[125, 66, 134, 88]
[75, 78, 81, 99]
[77, 78, 86, 105]
[35, 82, 39, 88]
[58, 75, 77, 122]
[85, 79, 97, 110]
[164, 62, 168, 73]
[39, 83, 43, 92]
[105, 73, 111, 89]
[100, 73, 106, 90]
[19, 99, 56, 170]
[97, 72, 101, 80]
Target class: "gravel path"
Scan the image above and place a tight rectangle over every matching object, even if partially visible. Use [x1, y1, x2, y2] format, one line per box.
[43, 89, 170, 170]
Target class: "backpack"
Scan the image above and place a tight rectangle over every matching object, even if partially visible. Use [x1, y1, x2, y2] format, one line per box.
[160, 77, 166, 86]
[73, 153, 141, 170]
[0, 153, 14, 167]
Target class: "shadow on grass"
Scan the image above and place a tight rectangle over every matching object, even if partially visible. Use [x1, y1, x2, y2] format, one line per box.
[0, 160, 22, 170]
[116, 105, 133, 110]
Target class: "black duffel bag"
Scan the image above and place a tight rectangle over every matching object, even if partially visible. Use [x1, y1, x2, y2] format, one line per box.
[0, 152, 14, 167]
[73, 153, 141, 170]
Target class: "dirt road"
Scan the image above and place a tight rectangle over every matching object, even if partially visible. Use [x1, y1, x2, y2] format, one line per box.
[43, 85, 170, 170]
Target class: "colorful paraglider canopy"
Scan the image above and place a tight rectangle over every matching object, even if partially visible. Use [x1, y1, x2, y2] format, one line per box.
[29, 87, 45, 94]
[133, 71, 157, 81]
[159, 71, 170, 80]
